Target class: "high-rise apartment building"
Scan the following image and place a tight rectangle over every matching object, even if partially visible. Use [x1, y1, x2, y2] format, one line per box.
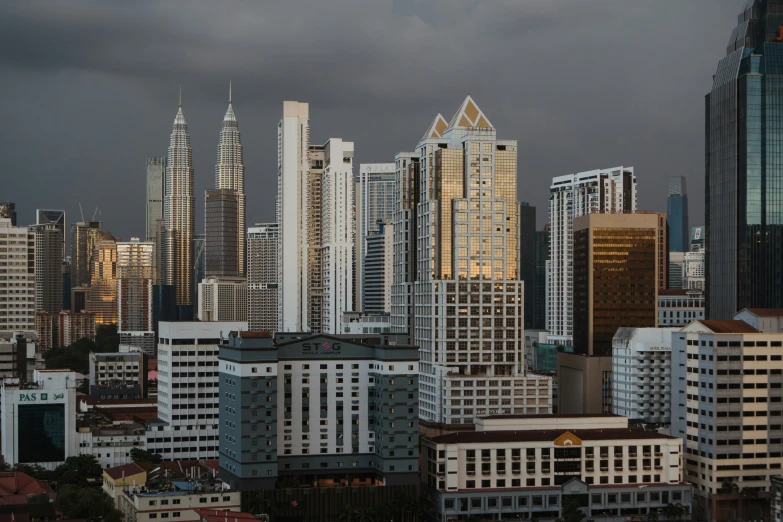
[391, 96, 551, 424]
[215, 87, 246, 276]
[146, 157, 166, 284]
[560, 213, 664, 415]
[0, 217, 35, 331]
[30, 211, 65, 314]
[0, 202, 16, 226]
[70, 220, 102, 288]
[117, 238, 154, 353]
[164, 99, 195, 316]
[277, 102, 355, 334]
[247, 223, 279, 332]
[547, 168, 637, 346]
[355, 163, 396, 312]
[706, 1, 783, 319]
[87, 233, 118, 326]
[363, 222, 393, 314]
[532, 227, 549, 330]
[197, 276, 247, 322]
[518, 202, 536, 330]
[204, 189, 239, 277]
[390, 152, 419, 339]
[277, 101, 310, 333]
[667, 176, 689, 253]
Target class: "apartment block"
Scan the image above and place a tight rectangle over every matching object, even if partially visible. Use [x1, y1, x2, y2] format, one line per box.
[197, 276, 247, 322]
[0, 217, 35, 331]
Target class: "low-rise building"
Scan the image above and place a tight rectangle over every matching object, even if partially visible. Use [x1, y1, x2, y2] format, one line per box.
[657, 289, 705, 327]
[0, 332, 36, 382]
[90, 351, 146, 400]
[341, 311, 392, 335]
[78, 422, 147, 469]
[103, 462, 147, 507]
[734, 308, 783, 333]
[612, 327, 676, 425]
[421, 414, 691, 522]
[119, 479, 240, 522]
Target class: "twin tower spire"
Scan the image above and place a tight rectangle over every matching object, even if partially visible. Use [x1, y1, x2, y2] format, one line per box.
[164, 84, 246, 312]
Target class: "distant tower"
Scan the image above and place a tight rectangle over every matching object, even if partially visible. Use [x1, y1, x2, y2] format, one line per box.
[205, 189, 239, 277]
[146, 157, 166, 283]
[117, 238, 155, 354]
[164, 92, 195, 316]
[667, 176, 689, 253]
[247, 223, 279, 332]
[215, 84, 246, 276]
[32, 210, 66, 313]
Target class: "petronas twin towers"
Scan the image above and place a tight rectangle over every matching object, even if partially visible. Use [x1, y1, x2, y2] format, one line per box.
[162, 86, 245, 317]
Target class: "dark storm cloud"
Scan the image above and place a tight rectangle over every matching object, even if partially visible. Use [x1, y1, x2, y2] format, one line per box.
[0, 0, 740, 240]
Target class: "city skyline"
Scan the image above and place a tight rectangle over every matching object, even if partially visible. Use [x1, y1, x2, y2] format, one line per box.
[0, 1, 740, 242]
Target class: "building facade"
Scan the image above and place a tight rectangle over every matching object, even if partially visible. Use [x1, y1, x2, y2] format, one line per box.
[355, 163, 396, 312]
[70, 220, 102, 289]
[658, 289, 705, 327]
[164, 100, 195, 315]
[363, 222, 392, 315]
[87, 233, 119, 326]
[89, 351, 145, 399]
[215, 87, 246, 276]
[0, 217, 35, 331]
[146, 157, 166, 285]
[667, 176, 689, 253]
[518, 202, 537, 330]
[197, 276, 247, 322]
[547, 168, 637, 346]
[31, 210, 65, 314]
[421, 414, 691, 522]
[218, 331, 419, 492]
[0, 201, 16, 225]
[204, 189, 239, 278]
[117, 239, 154, 348]
[247, 223, 279, 333]
[706, 0, 783, 319]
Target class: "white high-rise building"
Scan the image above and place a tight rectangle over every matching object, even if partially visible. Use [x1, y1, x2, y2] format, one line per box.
[197, 276, 247, 322]
[247, 223, 279, 332]
[0, 218, 35, 331]
[392, 96, 552, 424]
[355, 163, 395, 312]
[547, 168, 637, 345]
[117, 238, 155, 355]
[321, 138, 355, 334]
[277, 102, 310, 333]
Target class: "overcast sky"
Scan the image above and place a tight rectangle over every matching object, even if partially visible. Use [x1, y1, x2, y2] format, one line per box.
[0, 0, 740, 241]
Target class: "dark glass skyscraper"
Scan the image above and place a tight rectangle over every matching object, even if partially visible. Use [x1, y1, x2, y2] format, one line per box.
[667, 176, 689, 253]
[518, 202, 536, 329]
[707, 0, 783, 319]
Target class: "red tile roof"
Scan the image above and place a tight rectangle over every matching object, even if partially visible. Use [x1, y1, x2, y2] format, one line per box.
[0, 472, 52, 497]
[745, 308, 783, 317]
[104, 463, 146, 481]
[697, 320, 759, 334]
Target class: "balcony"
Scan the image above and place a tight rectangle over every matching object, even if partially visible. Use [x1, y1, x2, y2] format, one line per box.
[600, 467, 609, 472]
[497, 456, 506, 461]
[482, 456, 491, 462]
[467, 471, 475, 476]
[467, 456, 475, 462]
[512, 455, 521, 461]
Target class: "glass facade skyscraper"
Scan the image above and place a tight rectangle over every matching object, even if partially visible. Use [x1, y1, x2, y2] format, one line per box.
[707, 0, 783, 319]
[667, 176, 689, 253]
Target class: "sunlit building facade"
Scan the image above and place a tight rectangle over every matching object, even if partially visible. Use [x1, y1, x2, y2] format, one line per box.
[87, 233, 118, 326]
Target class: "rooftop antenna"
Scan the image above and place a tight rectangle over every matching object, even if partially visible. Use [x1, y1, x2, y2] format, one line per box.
[92, 207, 99, 220]
[229, 81, 232, 104]
[179, 85, 182, 107]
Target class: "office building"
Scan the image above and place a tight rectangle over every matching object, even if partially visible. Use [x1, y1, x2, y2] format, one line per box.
[218, 331, 419, 493]
[247, 223, 279, 333]
[1, 369, 79, 470]
[547, 167, 637, 346]
[164, 98, 195, 316]
[87, 232, 118, 326]
[421, 414, 691, 522]
[706, 1, 783, 319]
[193, 233, 206, 309]
[119, 481, 240, 522]
[277, 101, 310, 333]
[391, 96, 554, 424]
[147, 321, 246, 460]
[532, 227, 548, 330]
[36, 310, 95, 350]
[658, 289, 705, 327]
[62, 258, 71, 310]
[0, 217, 35, 331]
[70, 220, 102, 288]
[30, 221, 63, 314]
[691, 225, 705, 252]
[355, 163, 396, 312]
[667, 176, 689, 253]
[146, 157, 166, 284]
[342, 311, 392, 335]
[117, 238, 154, 353]
[0, 201, 16, 225]
[151, 284, 176, 337]
[197, 276, 247, 322]
[518, 202, 537, 330]
[611, 327, 676, 425]
[671, 319, 783, 521]
[89, 351, 145, 399]
[215, 86, 246, 277]
[205, 189, 239, 277]
[684, 250, 705, 291]
[0, 331, 36, 382]
[559, 213, 664, 415]
[363, 222, 392, 314]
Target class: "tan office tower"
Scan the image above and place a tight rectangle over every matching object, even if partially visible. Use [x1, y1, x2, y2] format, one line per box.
[215, 85, 245, 276]
[165, 98, 195, 314]
[117, 238, 154, 332]
[0, 217, 35, 331]
[559, 212, 665, 414]
[87, 233, 118, 326]
[70, 220, 102, 288]
[391, 96, 552, 425]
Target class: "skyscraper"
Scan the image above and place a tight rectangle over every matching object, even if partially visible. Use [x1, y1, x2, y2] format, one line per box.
[390, 152, 419, 339]
[215, 85, 246, 276]
[87, 233, 118, 326]
[392, 96, 550, 424]
[667, 176, 689, 253]
[277, 101, 310, 333]
[706, 0, 783, 319]
[547, 168, 637, 346]
[117, 238, 154, 353]
[204, 189, 239, 277]
[164, 97, 195, 317]
[31, 210, 65, 314]
[363, 222, 392, 314]
[197, 276, 247, 322]
[70, 220, 102, 288]
[355, 163, 395, 312]
[247, 223, 279, 333]
[146, 157, 166, 283]
[0, 217, 35, 331]
[518, 202, 536, 330]
[532, 227, 549, 330]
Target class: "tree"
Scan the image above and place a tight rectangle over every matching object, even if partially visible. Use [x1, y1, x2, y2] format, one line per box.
[45, 337, 95, 373]
[55, 454, 103, 486]
[129, 448, 162, 465]
[646, 511, 659, 522]
[55, 484, 122, 522]
[95, 324, 120, 353]
[12, 463, 52, 482]
[664, 503, 685, 521]
[557, 497, 586, 522]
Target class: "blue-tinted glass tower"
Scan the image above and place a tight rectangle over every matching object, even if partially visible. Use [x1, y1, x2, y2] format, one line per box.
[667, 176, 689, 253]
[707, 0, 783, 319]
